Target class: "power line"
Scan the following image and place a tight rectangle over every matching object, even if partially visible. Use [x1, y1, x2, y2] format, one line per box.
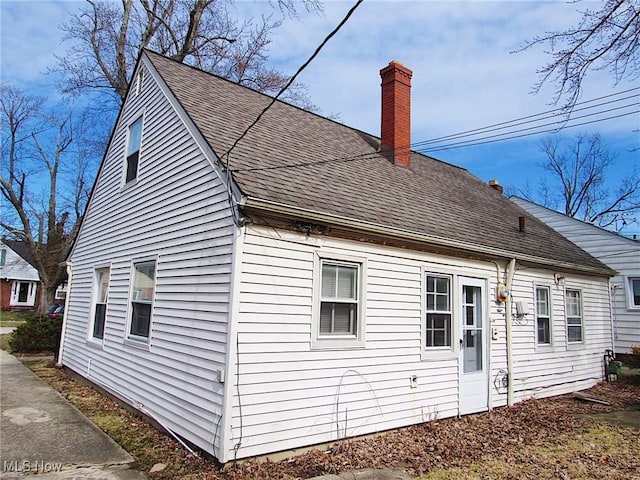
[418, 109, 639, 153]
[232, 103, 638, 173]
[221, 0, 364, 167]
[412, 87, 639, 147]
[229, 86, 638, 174]
[412, 90, 639, 148]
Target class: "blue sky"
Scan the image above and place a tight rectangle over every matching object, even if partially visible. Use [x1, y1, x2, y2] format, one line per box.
[1, 0, 639, 234]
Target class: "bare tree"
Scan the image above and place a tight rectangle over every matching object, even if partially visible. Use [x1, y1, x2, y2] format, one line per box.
[1, 84, 97, 310]
[520, 0, 639, 110]
[520, 133, 640, 231]
[53, 0, 321, 108]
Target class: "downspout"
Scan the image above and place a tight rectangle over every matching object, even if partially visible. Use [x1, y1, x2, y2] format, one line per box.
[608, 281, 619, 354]
[55, 261, 73, 367]
[505, 258, 516, 407]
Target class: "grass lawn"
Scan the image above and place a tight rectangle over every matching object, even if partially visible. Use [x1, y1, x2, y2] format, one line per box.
[0, 310, 32, 326]
[418, 425, 639, 480]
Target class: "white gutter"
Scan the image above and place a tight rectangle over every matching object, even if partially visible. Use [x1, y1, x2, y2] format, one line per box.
[55, 261, 73, 367]
[243, 198, 614, 277]
[505, 258, 517, 407]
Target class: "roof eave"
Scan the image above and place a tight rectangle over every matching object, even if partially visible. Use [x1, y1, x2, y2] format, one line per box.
[243, 197, 616, 277]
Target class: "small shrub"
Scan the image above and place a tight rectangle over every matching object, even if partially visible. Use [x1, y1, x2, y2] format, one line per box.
[8, 315, 62, 354]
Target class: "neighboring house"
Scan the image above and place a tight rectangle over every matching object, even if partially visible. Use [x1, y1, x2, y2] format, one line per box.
[0, 239, 41, 311]
[512, 197, 640, 354]
[59, 51, 616, 463]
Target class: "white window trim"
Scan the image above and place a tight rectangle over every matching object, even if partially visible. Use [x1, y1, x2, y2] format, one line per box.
[10, 280, 37, 306]
[135, 70, 144, 95]
[534, 284, 553, 349]
[311, 252, 366, 350]
[626, 276, 640, 310]
[87, 265, 111, 346]
[565, 287, 584, 347]
[421, 267, 458, 361]
[122, 114, 145, 188]
[124, 256, 158, 347]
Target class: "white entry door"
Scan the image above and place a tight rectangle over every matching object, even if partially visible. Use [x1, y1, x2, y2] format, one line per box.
[458, 277, 488, 415]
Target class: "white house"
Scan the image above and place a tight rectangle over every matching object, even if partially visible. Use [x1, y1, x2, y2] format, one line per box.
[512, 197, 640, 354]
[59, 51, 615, 463]
[1, 239, 40, 311]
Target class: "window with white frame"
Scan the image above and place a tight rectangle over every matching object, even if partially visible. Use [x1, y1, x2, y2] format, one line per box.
[91, 268, 110, 340]
[425, 274, 452, 348]
[135, 70, 143, 95]
[566, 289, 583, 343]
[319, 260, 360, 337]
[628, 277, 640, 309]
[536, 286, 551, 345]
[129, 261, 156, 340]
[125, 117, 143, 184]
[10, 281, 36, 306]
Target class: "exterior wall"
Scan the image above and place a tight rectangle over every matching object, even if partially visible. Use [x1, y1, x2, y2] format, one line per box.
[512, 198, 640, 353]
[509, 270, 612, 401]
[61, 58, 235, 459]
[1, 280, 12, 310]
[229, 225, 611, 460]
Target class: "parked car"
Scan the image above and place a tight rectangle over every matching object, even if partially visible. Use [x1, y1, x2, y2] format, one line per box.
[47, 304, 64, 319]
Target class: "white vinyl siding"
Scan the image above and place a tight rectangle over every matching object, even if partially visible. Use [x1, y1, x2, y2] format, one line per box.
[231, 226, 612, 460]
[512, 197, 639, 353]
[508, 271, 609, 404]
[63, 58, 233, 461]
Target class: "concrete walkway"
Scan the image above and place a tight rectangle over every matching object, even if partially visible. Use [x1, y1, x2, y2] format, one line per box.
[0, 349, 146, 479]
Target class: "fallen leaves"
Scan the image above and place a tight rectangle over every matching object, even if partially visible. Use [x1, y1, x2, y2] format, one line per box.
[25, 360, 640, 480]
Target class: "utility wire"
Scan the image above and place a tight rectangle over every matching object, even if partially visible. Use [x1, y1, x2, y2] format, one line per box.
[232, 102, 638, 173]
[419, 109, 639, 153]
[412, 90, 639, 148]
[221, 0, 364, 167]
[413, 87, 639, 147]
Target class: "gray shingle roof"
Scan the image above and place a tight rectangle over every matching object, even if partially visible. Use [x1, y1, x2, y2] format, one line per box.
[145, 51, 612, 275]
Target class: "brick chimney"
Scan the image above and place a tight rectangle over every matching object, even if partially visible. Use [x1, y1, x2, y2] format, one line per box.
[380, 61, 413, 168]
[488, 179, 504, 194]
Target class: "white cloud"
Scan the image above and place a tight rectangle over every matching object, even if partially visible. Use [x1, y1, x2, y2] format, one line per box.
[1, 1, 81, 90]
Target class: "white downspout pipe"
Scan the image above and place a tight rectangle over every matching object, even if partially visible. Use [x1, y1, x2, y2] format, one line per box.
[505, 258, 517, 407]
[55, 261, 73, 367]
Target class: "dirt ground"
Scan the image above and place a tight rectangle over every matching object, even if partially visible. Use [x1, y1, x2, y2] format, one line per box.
[25, 360, 640, 480]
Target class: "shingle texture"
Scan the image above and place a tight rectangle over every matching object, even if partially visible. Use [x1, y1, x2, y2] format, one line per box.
[146, 51, 610, 274]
